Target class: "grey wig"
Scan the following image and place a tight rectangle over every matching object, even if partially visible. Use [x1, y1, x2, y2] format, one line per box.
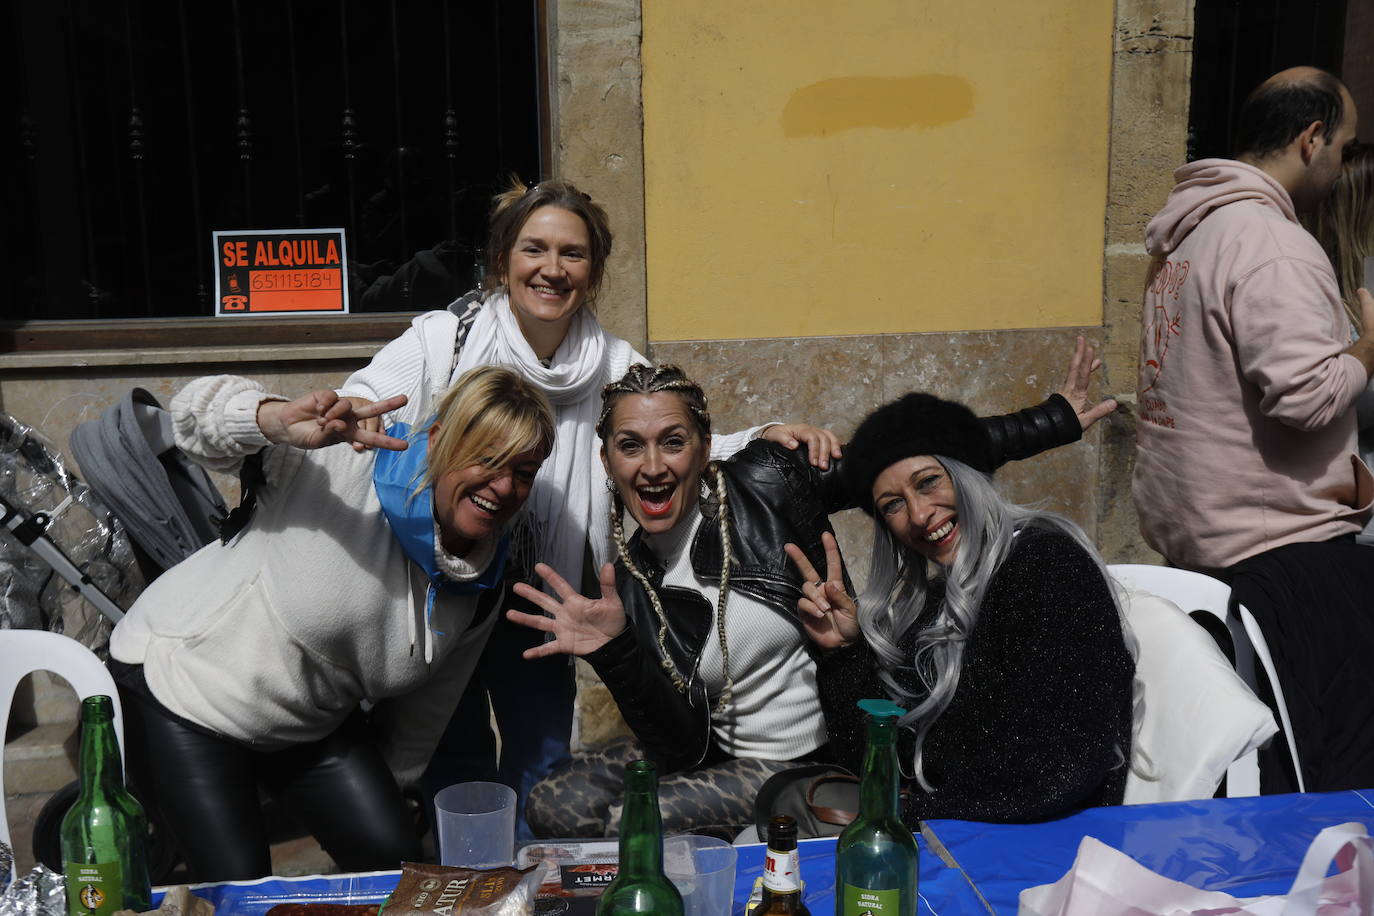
[857, 456, 1139, 791]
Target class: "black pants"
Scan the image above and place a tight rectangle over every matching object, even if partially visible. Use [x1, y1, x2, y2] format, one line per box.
[1224, 536, 1374, 794]
[118, 682, 421, 882]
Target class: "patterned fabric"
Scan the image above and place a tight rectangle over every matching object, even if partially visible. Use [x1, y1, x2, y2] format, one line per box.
[526, 738, 802, 839]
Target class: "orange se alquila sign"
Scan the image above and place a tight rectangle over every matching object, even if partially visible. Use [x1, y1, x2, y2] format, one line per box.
[213, 228, 350, 315]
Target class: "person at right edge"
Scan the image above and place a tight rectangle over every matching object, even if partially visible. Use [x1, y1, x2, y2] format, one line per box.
[1133, 66, 1374, 793]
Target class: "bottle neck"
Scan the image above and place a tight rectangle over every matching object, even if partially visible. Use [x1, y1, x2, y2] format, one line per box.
[78, 707, 125, 798]
[617, 767, 665, 876]
[858, 716, 899, 821]
[762, 843, 801, 894]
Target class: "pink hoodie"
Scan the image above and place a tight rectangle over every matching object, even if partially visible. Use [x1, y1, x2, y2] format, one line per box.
[1132, 159, 1372, 570]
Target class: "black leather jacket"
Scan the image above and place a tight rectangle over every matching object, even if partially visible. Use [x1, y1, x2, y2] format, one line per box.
[583, 395, 1082, 773]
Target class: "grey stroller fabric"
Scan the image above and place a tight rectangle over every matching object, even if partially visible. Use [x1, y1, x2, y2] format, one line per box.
[70, 388, 227, 574]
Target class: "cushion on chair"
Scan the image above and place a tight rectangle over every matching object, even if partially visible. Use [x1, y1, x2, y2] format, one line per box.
[1115, 583, 1278, 804]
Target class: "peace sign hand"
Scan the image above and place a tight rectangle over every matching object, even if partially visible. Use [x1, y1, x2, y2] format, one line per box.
[784, 532, 860, 650]
[257, 391, 410, 451]
[507, 562, 628, 659]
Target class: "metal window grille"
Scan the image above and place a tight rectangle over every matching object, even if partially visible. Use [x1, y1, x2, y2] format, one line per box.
[4, 0, 544, 323]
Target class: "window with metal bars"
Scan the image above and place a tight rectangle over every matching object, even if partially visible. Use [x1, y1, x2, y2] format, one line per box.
[3, 0, 546, 349]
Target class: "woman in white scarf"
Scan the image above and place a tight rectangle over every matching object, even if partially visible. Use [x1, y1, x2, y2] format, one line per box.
[339, 178, 838, 841]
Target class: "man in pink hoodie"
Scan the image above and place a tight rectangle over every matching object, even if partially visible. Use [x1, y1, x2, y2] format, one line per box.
[1134, 67, 1374, 793]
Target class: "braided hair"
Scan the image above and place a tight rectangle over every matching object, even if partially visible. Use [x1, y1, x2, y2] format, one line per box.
[599, 364, 737, 712]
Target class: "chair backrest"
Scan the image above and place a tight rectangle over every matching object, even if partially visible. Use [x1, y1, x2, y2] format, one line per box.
[1108, 564, 1232, 615]
[1108, 567, 1278, 802]
[1108, 564, 1305, 795]
[0, 629, 124, 850]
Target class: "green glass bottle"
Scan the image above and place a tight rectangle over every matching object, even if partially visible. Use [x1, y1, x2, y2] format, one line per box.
[595, 760, 684, 916]
[61, 696, 151, 916]
[834, 699, 919, 916]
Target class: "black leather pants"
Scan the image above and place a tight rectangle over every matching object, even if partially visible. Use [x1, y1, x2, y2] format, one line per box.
[118, 683, 421, 882]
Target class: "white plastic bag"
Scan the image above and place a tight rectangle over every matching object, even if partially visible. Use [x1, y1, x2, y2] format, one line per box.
[1018, 821, 1374, 916]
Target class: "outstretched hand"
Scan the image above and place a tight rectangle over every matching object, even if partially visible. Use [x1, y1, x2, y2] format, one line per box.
[761, 423, 844, 469]
[784, 532, 859, 650]
[256, 391, 409, 451]
[507, 562, 627, 659]
[1055, 336, 1118, 433]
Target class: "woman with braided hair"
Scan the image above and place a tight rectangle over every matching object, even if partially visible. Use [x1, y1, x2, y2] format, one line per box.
[508, 348, 1114, 837]
[338, 178, 839, 840]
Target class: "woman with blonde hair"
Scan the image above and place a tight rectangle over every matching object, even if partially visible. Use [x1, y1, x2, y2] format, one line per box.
[108, 365, 554, 880]
[1315, 142, 1374, 541]
[1315, 142, 1374, 333]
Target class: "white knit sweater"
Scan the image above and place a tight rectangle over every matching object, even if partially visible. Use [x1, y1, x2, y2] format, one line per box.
[109, 374, 502, 784]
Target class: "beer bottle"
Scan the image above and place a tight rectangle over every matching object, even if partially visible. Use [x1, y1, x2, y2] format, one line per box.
[595, 760, 683, 916]
[834, 699, 918, 916]
[61, 696, 151, 916]
[757, 814, 811, 914]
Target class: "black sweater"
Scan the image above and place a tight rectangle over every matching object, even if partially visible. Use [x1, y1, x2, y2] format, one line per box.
[817, 526, 1135, 826]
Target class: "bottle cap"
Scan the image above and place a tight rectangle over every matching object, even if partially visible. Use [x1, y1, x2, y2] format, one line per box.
[769, 814, 798, 837]
[856, 698, 906, 720]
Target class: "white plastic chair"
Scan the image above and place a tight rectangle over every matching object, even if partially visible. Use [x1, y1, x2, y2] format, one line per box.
[1109, 564, 1305, 795]
[0, 629, 124, 851]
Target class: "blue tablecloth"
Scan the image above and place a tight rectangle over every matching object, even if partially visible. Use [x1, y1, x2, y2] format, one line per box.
[920, 788, 1374, 914]
[157, 789, 1374, 916]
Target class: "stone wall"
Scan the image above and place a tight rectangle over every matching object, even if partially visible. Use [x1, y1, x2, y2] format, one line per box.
[1096, 0, 1194, 564]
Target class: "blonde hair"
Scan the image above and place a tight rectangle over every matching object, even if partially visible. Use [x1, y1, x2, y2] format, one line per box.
[1315, 142, 1374, 333]
[421, 366, 555, 493]
[484, 177, 614, 309]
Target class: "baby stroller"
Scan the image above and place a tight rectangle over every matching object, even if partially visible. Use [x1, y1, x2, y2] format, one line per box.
[2, 391, 226, 881]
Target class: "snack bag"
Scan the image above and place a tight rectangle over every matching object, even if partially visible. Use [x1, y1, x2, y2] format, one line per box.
[382, 862, 544, 916]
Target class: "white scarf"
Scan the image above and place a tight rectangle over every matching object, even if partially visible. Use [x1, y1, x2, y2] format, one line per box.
[453, 292, 632, 587]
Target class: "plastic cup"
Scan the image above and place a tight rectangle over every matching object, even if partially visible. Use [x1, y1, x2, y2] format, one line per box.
[434, 781, 517, 869]
[663, 835, 738, 916]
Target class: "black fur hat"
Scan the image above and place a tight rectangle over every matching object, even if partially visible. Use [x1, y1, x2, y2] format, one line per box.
[842, 393, 990, 514]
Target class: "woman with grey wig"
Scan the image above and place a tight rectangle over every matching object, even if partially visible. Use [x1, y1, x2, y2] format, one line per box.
[787, 392, 1136, 825]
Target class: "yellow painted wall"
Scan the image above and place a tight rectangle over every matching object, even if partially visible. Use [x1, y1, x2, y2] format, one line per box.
[641, 0, 1115, 340]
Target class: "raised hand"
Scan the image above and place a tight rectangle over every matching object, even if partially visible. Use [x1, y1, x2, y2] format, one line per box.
[507, 562, 628, 659]
[760, 423, 844, 469]
[1055, 336, 1118, 432]
[256, 391, 410, 451]
[784, 532, 859, 650]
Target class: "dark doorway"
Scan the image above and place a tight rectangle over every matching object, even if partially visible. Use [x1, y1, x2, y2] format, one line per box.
[1187, 0, 1349, 162]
